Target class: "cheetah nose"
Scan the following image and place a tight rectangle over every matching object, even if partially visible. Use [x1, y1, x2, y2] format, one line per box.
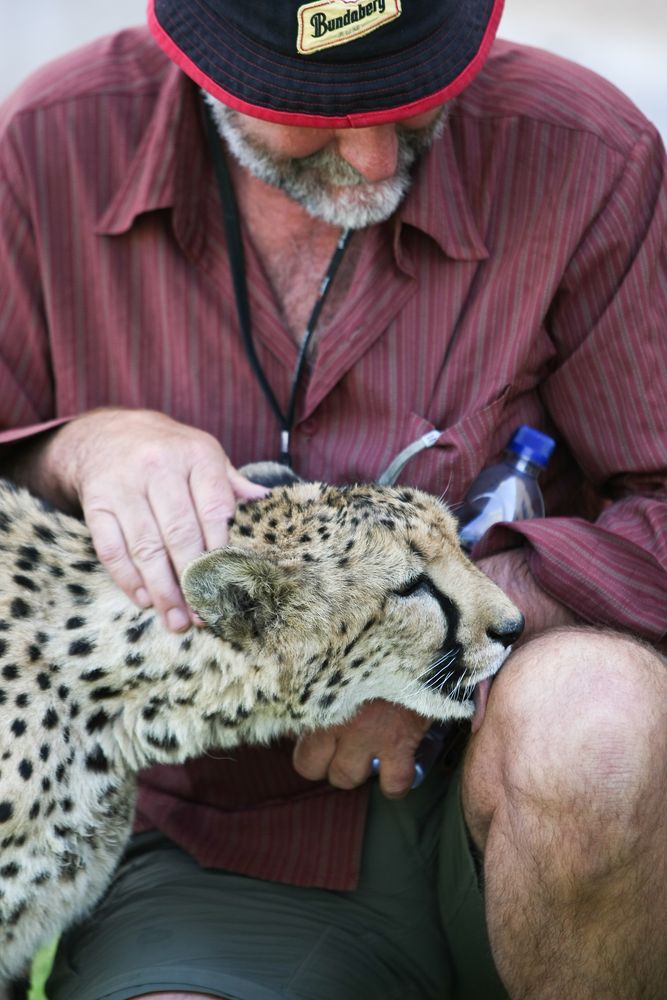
[486, 614, 525, 648]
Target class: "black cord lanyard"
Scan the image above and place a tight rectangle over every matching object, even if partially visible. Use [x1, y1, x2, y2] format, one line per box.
[202, 98, 351, 467]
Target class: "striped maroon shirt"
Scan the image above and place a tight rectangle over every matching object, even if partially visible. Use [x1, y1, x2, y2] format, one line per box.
[0, 29, 665, 889]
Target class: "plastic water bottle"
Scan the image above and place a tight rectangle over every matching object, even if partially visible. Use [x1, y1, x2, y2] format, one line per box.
[458, 426, 555, 551]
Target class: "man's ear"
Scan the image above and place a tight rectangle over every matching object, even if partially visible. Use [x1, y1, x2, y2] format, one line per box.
[181, 547, 301, 646]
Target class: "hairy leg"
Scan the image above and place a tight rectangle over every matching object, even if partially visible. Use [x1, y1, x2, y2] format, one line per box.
[462, 627, 667, 999]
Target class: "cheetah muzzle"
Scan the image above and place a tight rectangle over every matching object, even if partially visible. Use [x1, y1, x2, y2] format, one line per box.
[0, 478, 522, 991]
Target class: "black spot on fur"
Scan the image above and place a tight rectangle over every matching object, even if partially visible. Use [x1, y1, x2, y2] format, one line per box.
[14, 693, 29, 708]
[11, 719, 26, 737]
[65, 616, 86, 630]
[28, 643, 42, 662]
[8, 901, 28, 925]
[89, 686, 123, 701]
[10, 597, 31, 618]
[68, 638, 95, 656]
[85, 746, 110, 773]
[0, 801, 14, 822]
[70, 560, 98, 573]
[146, 732, 180, 752]
[39, 743, 50, 762]
[86, 709, 111, 734]
[13, 573, 40, 592]
[34, 524, 56, 543]
[36, 672, 51, 690]
[18, 759, 33, 781]
[1, 862, 20, 878]
[18, 544, 40, 564]
[318, 693, 337, 710]
[79, 668, 108, 683]
[42, 708, 59, 729]
[125, 652, 145, 668]
[126, 618, 152, 643]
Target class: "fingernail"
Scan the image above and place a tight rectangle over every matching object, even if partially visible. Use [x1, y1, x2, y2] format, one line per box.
[135, 588, 151, 608]
[166, 608, 191, 632]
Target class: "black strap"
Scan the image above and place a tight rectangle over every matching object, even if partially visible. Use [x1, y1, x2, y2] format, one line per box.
[202, 97, 351, 466]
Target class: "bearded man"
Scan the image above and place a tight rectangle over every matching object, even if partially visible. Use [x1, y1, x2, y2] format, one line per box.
[0, 1, 666, 998]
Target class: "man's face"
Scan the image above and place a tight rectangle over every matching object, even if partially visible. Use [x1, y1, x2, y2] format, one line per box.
[204, 94, 448, 228]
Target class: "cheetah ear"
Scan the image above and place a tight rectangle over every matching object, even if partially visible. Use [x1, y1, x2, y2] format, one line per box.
[181, 547, 302, 645]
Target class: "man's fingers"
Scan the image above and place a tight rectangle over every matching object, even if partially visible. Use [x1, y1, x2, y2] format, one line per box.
[327, 749, 375, 790]
[294, 702, 434, 794]
[292, 729, 338, 781]
[85, 506, 148, 603]
[374, 752, 419, 799]
[189, 460, 272, 555]
[147, 474, 205, 579]
[88, 494, 190, 631]
[227, 465, 274, 501]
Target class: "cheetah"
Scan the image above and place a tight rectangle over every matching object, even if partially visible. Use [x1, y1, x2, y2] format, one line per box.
[0, 476, 522, 994]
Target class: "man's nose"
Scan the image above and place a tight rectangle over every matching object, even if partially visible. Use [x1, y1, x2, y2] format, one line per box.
[333, 125, 399, 182]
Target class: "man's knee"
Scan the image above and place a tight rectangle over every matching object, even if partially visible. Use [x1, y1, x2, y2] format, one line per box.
[462, 627, 667, 853]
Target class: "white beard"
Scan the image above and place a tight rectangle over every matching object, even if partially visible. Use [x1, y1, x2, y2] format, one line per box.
[203, 92, 447, 229]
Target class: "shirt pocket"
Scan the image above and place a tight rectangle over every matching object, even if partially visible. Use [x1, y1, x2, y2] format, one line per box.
[388, 386, 513, 504]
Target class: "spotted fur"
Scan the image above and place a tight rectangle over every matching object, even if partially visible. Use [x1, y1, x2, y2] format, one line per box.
[0, 477, 521, 993]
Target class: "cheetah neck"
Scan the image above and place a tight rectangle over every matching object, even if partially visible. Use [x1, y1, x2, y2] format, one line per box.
[50, 586, 292, 775]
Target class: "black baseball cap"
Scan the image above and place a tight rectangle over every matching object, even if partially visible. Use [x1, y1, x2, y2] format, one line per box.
[148, 0, 504, 127]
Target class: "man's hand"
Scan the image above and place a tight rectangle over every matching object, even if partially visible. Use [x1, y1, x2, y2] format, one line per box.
[293, 700, 432, 798]
[14, 408, 269, 630]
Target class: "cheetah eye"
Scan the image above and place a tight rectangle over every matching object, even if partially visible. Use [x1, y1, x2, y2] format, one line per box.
[393, 574, 432, 599]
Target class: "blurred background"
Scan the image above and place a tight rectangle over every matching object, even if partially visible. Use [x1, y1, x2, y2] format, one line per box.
[1, 0, 665, 137]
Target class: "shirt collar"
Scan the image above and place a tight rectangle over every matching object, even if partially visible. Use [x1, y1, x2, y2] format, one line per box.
[96, 72, 487, 266]
[395, 116, 489, 268]
[96, 69, 208, 260]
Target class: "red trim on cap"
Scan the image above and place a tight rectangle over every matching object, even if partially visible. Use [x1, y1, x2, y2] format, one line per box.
[147, 0, 504, 128]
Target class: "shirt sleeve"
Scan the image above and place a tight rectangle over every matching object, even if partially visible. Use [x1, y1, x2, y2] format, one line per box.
[481, 127, 667, 641]
[0, 114, 72, 449]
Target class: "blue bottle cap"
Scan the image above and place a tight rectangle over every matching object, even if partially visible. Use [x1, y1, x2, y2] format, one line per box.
[507, 426, 555, 468]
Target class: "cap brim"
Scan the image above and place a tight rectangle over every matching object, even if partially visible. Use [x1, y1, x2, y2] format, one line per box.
[148, 0, 504, 127]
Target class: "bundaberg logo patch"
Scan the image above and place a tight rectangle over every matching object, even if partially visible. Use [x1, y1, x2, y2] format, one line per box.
[297, 0, 402, 55]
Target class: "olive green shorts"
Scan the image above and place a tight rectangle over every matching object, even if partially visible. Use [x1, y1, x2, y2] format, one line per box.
[48, 764, 507, 1000]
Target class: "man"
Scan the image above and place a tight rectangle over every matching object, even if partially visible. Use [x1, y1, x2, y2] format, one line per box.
[0, 0, 665, 997]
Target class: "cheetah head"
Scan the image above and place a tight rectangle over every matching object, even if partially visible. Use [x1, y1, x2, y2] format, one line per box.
[182, 483, 523, 726]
